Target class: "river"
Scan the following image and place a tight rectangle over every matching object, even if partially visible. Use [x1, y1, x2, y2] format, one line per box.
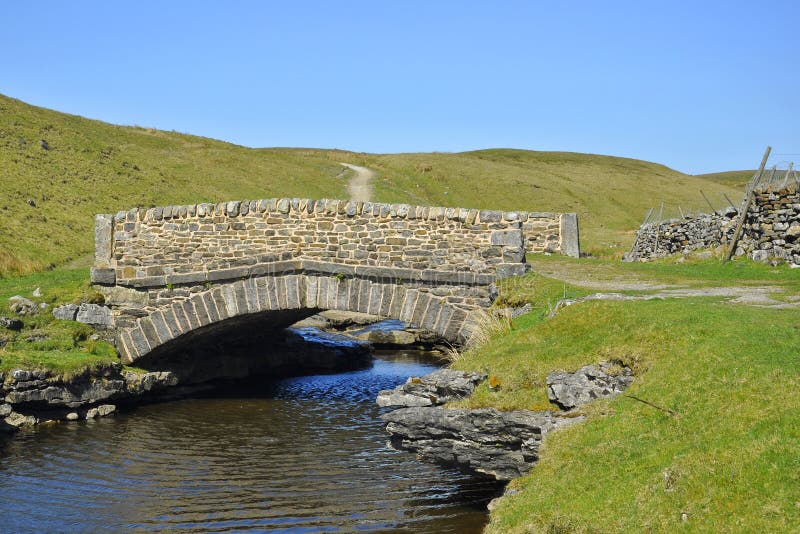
[0, 345, 502, 532]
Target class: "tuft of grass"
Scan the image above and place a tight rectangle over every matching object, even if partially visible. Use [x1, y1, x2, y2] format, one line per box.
[528, 253, 800, 291]
[0, 267, 118, 376]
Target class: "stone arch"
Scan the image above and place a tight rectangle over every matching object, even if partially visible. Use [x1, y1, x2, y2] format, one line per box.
[117, 274, 483, 364]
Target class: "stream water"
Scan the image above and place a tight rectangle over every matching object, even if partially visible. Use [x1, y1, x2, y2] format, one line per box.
[0, 336, 502, 532]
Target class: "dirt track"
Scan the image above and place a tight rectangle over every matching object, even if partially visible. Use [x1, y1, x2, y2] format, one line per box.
[340, 163, 375, 202]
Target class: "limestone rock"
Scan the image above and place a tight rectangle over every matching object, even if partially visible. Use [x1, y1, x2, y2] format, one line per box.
[53, 304, 79, 321]
[493, 303, 532, 319]
[98, 286, 148, 307]
[377, 368, 486, 408]
[75, 304, 114, 327]
[86, 405, 116, 419]
[4, 376, 124, 408]
[8, 296, 37, 316]
[4, 410, 37, 428]
[66, 412, 79, 421]
[122, 370, 179, 395]
[546, 361, 633, 410]
[382, 407, 573, 480]
[0, 317, 23, 331]
[317, 310, 383, 328]
[356, 329, 417, 346]
[96, 404, 116, 417]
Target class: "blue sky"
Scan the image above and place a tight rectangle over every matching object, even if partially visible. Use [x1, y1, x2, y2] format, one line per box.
[2, 1, 797, 174]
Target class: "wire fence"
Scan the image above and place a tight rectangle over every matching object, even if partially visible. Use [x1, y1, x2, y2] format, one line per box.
[640, 148, 797, 227]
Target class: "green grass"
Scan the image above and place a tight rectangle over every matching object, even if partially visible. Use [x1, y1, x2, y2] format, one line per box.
[528, 253, 800, 290]
[445, 266, 800, 532]
[0, 268, 118, 376]
[0, 93, 743, 275]
[696, 169, 756, 189]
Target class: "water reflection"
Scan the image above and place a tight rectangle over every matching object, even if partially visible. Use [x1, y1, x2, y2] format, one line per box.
[0, 350, 502, 532]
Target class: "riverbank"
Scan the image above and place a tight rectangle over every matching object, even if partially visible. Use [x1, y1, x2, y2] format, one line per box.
[0, 322, 380, 432]
[444, 258, 800, 532]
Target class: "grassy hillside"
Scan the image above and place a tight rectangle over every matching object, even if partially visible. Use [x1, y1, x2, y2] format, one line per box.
[0, 94, 358, 275]
[0, 93, 742, 275]
[695, 170, 756, 189]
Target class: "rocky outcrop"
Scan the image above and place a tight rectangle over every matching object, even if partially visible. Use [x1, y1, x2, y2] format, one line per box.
[354, 328, 417, 346]
[382, 407, 575, 480]
[546, 361, 634, 410]
[295, 312, 450, 350]
[53, 304, 80, 321]
[0, 317, 23, 331]
[121, 370, 178, 395]
[4, 374, 124, 408]
[75, 304, 114, 326]
[377, 368, 486, 407]
[379, 362, 633, 481]
[86, 404, 116, 419]
[53, 303, 114, 327]
[1, 366, 179, 431]
[8, 296, 38, 316]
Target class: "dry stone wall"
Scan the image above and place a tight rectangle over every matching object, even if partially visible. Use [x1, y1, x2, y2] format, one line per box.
[625, 209, 738, 260]
[626, 184, 800, 265]
[738, 184, 800, 264]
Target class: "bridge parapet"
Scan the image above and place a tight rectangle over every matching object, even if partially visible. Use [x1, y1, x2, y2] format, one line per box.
[92, 198, 566, 287]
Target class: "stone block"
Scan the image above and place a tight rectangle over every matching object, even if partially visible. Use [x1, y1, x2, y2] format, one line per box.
[94, 214, 114, 266]
[90, 267, 116, 286]
[490, 230, 523, 247]
[52, 304, 79, 321]
[559, 213, 581, 258]
[479, 210, 503, 223]
[76, 304, 114, 327]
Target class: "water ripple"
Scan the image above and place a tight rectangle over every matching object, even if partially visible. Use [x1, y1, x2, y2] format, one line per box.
[0, 351, 501, 533]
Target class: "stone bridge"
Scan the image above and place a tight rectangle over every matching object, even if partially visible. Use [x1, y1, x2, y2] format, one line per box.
[90, 198, 579, 364]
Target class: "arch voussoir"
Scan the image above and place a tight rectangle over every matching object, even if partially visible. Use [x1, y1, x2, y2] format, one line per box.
[398, 289, 419, 324]
[243, 277, 260, 313]
[420, 297, 443, 332]
[150, 310, 176, 345]
[410, 292, 431, 326]
[116, 271, 491, 364]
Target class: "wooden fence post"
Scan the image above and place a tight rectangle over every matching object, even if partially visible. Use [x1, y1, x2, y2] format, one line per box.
[722, 193, 738, 212]
[700, 190, 719, 215]
[781, 162, 794, 188]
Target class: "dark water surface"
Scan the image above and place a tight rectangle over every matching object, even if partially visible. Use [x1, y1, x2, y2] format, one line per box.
[0, 351, 501, 532]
